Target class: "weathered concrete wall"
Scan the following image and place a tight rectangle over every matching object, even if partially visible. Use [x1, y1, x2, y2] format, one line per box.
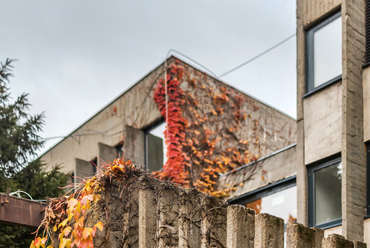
[364, 219, 370, 246]
[216, 144, 296, 200]
[297, 0, 367, 240]
[324, 222, 370, 247]
[325, 225, 342, 238]
[41, 60, 164, 173]
[301, 0, 341, 26]
[341, 0, 366, 241]
[48, 167, 364, 248]
[41, 56, 296, 183]
[362, 67, 370, 142]
[304, 83, 342, 164]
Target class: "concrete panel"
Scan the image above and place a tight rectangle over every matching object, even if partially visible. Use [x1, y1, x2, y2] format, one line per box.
[363, 219, 370, 247]
[75, 158, 95, 183]
[363, 67, 370, 142]
[324, 225, 342, 237]
[218, 144, 296, 200]
[300, 0, 341, 27]
[98, 142, 117, 169]
[304, 83, 342, 165]
[124, 125, 145, 167]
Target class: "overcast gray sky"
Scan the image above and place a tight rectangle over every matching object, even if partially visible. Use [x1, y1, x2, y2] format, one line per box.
[1, 1, 297, 156]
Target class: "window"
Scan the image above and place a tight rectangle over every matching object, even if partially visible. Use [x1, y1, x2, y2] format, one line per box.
[116, 144, 123, 158]
[230, 177, 297, 224]
[306, 12, 342, 93]
[308, 157, 342, 228]
[145, 122, 167, 172]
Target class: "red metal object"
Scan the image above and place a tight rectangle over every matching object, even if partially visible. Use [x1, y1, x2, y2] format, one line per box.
[0, 193, 46, 228]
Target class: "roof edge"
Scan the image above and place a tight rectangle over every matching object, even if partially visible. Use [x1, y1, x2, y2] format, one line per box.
[219, 143, 297, 177]
[40, 55, 295, 159]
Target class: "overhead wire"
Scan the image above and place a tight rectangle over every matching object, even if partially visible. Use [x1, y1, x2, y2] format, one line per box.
[218, 33, 296, 78]
[41, 33, 295, 141]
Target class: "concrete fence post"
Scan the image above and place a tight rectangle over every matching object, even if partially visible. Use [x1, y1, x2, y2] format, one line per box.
[255, 213, 284, 248]
[226, 205, 255, 248]
[200, 197, 227, 248]
[157, 187, 179, 248]
[322, 234, 354, 248]
[311, 227, 324, 248]
[139, 188, 157, 248]
[286, 222, 316, 248]
[353, 241, 367, 248]
[179, 189, 201, 248]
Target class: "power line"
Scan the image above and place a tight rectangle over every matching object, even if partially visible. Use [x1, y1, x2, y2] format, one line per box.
[42, 36, 296, 142]
[218, 33, 296, 78]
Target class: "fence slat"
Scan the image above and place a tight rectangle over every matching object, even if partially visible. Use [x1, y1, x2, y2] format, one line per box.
[227, 205, 255, 248]
[255, 213, 284, 248]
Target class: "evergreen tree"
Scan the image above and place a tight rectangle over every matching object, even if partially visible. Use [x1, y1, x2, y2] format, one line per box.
[0, 59, 69, 247]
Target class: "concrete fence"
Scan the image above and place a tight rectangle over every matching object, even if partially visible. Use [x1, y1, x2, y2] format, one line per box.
[136, 184, 366, 248]
[56, 170, 365, 248]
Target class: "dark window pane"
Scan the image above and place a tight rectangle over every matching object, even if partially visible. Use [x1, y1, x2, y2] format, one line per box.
[314, 162, 342, 225]
[147, 133, 164, 172]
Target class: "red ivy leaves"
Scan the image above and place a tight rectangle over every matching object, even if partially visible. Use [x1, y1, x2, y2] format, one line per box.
[153, 63, 189, 186]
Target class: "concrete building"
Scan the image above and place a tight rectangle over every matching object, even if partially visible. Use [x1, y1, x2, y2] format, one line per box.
[219, 0, 370, 245]
[40, 0, 370, 245]
[40, 57, 296, 186]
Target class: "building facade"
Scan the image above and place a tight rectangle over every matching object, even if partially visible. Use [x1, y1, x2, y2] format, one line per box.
[40, 0, 370, 244]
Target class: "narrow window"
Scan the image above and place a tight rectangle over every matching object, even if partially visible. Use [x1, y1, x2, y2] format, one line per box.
[145, 122, 166, 172]
[308, 157, 342, 228]
[306, 12, 342, 93]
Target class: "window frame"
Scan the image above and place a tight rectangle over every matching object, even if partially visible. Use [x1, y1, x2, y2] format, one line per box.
[305, 11, 342, 95]
[229, 176, 296, 220]
[308, 156, 342, 229]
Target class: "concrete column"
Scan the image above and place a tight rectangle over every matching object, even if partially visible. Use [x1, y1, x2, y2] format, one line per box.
[341, 0, 367, 241]
[124, 125, 145, 166]
[296, 0, 308, 226]
[158, 187, 179, 247]
[200, 197, 227, 248]
[353, 242, 367, 248]
[286, 222, 316, 248]
[179, 189, 201, 248]
[139, 188, 157, 248]
[75, 158, 95, 183]
[226, 205, 255, 248]
[255, 213, 284, 248]
[98, 142, 117, 170]
[322, 234, 354, 248]
[311, 227, 324, 248]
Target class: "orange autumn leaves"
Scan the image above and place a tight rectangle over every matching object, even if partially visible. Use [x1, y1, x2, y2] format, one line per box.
[152, 61, 257, 196]
[31, 159, 135, 248]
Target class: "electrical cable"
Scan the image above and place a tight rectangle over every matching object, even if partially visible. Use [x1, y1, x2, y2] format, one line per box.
[218, 33, 296, 78]
[41, 35, 295, 141]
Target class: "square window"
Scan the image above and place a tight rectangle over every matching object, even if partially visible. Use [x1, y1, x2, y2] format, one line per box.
[145, 122, 167, 172]
[306, 12, 342, 93]
[308, 157, 342, 228]
[230, 178, 297, 224]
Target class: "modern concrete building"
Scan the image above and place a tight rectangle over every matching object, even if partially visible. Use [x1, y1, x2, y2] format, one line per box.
[40, 56, 296, 185]
[220, 0, 370, 245]
[40, 0, 370, 245]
